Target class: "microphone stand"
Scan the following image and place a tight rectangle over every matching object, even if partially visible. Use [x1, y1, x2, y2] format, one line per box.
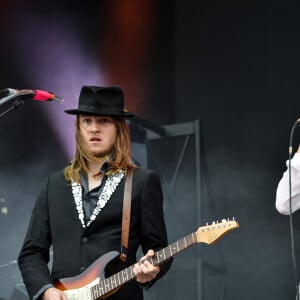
[0, 99, 25, 119]
[0, 89, 36, 119]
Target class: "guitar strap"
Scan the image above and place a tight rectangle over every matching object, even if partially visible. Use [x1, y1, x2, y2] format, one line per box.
[120, 167, 135, 262]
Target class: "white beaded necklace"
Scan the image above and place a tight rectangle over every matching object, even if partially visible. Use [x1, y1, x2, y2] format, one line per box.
[71, 170, 125, 228]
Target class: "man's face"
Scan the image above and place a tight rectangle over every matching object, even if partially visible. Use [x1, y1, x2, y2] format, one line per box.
[79, 115, 117, 157]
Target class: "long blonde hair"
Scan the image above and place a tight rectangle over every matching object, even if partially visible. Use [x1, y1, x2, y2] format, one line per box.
[64, 116, 134, 183]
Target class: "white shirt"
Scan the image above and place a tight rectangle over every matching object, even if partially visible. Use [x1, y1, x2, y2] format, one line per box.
[276, 152, 300, 215]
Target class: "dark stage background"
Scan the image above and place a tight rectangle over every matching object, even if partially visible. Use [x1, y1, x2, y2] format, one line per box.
[0, 0, 299, 299]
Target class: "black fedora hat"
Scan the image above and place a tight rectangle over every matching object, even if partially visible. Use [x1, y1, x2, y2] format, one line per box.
[65, 85, 135, 118]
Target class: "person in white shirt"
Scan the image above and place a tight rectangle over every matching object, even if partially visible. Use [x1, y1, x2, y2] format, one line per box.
[276, 145, 300, 215]
[276, 145, 300, 300]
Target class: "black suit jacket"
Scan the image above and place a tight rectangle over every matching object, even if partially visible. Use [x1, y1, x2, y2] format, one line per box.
[18, 168, 172, 300]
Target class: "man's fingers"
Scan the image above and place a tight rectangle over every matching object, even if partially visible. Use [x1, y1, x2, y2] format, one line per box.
[133, 249, 160, 283]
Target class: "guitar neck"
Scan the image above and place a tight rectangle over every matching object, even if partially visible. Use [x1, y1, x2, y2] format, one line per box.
[152, 232, 197, 265]
[90, 232, 197, 298]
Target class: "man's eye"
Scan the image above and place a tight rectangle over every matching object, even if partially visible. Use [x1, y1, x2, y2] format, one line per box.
[82, 118, 91, 124]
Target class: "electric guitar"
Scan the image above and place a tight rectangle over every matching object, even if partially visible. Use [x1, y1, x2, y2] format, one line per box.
[55, 218, 239, 300]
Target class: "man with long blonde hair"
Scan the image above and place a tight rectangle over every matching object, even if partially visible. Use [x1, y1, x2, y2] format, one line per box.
[18, 86, 171, 300]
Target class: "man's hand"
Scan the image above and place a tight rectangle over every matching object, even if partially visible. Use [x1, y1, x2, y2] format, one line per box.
[133, 249, 160, 283]
[42, 287, 68, 300]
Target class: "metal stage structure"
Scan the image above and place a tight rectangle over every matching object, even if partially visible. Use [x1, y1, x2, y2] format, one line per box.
[130, 118, 204, 300]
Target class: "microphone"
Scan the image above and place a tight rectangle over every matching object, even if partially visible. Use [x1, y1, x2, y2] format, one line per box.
[0, 88, 64, 106]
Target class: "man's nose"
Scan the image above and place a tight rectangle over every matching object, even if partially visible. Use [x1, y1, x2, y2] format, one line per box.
[90, 120, 100, 131]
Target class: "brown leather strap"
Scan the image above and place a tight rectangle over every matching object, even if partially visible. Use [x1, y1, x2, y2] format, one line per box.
[120, 167, 135, 262]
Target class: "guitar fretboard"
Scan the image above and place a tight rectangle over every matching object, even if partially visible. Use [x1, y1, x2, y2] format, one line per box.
[90, 231, 197, 298]
[152, 232, 197, 265]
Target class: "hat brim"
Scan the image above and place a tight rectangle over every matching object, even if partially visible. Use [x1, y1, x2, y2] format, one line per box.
[64, 109, 135, 118]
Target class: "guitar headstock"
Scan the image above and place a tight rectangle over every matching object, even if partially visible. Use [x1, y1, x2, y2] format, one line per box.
[196, 218, 239, 244]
